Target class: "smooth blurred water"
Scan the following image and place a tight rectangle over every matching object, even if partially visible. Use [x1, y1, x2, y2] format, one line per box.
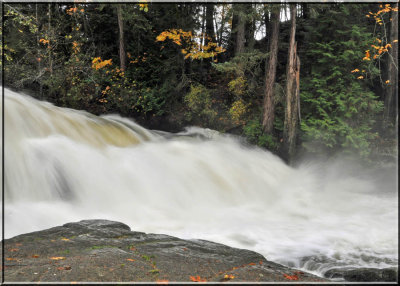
[2, 87, 398, 276]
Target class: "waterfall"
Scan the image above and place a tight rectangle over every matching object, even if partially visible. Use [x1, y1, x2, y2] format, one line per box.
[2, 87, 398, 276]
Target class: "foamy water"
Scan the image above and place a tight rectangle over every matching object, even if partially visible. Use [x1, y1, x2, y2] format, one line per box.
[2, 87, 398, 276]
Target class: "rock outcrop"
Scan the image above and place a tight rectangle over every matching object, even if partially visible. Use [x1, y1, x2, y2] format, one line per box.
[1, 219, 327, 282]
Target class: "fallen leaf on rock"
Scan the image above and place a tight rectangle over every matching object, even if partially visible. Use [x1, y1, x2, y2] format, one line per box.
[190, 275, 207, 282]
[156, 279, 169, 284]
[15, 243, 22, 246]
[32, 254, 40, 258]
[183, 248, 188, 251]
[50, 257, 66, 260]
[223, 274, 235, 280]
[61, 238, 70, 241]
[126, 258, 135, 262]
[9, 248, 19, 252]
[259, 261, 263, 265]
[248, 262, 256, 266]
[6, 258, 17, 261]
[283, 274, 299, 280]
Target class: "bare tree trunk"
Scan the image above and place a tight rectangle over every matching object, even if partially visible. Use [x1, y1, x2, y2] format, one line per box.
[117, 4, 126, 71]
[384, 2, 398, 126]
[263, 5, 270, 47]
[227, 5, 239, 58]
[200, 5, 206, 50]
[262, 7, 280, 134]
[205, 3, 216, 45]
[283, 4, 300, 163]
[48, 4, 53, 75]
[218, 5, 226, 46]
[235, 5, 245, 55]
[35, 4, 43, 99]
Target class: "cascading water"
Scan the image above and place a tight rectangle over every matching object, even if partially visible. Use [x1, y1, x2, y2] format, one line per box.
[2, 87, 398, 277]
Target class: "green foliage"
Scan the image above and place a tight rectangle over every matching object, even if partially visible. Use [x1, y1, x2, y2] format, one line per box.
[243, 119, 278, 150]
[299, 4, 384, 159]
[184, 84, 217, 126]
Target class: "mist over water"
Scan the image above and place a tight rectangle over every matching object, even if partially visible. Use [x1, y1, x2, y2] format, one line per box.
[2, 87, 398, 276]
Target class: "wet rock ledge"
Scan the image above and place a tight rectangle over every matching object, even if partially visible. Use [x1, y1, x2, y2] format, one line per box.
[0, 219, 333, 282]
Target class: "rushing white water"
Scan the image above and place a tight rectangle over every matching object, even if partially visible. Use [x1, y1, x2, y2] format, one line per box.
[2, 87, 398, 276]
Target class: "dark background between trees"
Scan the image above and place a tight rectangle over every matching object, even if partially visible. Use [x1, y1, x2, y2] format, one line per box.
[1, 2, 398, 164]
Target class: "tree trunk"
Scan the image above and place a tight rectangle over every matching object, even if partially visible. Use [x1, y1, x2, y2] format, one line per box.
[205, 3, 216, 45]
[35, 4, 43, 99]
[262, 7, 280, 134]
[200, 5, 206, 50]
[227, 5, 239, 58]
[264, 5, 270, 47]
[245, 4, 255, 50]
[117, 4, 126, 71]
[235, 5, 245, 55]
[283, 4, 300, 163]
[48, 4, 53, 75]
[218, 5, 226, 46]
[383, 2, 398, 126]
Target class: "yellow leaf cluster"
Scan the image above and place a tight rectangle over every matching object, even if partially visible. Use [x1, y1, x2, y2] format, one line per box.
[92, 57, 112, 70]
[39, 38, 49, 45]
[156, 29, 225, 60]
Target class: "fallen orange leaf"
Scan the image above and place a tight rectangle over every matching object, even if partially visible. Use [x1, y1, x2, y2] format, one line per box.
[126, 258, 135, 262]
[190, 275, 207, 282]
[223, 274, 235, 280]
[9, 248, 19, 252]
[50, 257, 66, 260]
[32, 254, 40, 258]
[248, 262, 256, 266]
[61, 238, 70, 241]
[6, 258, 17, 261]
[283, 273, 299, 280]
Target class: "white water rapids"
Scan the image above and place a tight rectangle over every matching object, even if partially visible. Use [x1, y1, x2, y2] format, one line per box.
[2, 87, 398, 276]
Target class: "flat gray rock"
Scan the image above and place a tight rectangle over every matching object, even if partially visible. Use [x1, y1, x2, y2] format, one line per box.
[1, 219, 328, 282]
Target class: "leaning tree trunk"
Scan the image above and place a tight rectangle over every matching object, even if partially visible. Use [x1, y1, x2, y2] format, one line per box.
[283, 4, 300, 163]
[383, 2, 398, 126]
[117, 4, 126, 72]
[262, 7, 280, 134]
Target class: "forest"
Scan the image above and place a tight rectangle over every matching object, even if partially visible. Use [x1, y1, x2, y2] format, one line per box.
[2, 2, 398, 163]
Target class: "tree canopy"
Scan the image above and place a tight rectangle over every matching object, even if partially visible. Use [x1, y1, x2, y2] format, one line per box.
[2, 2, 398, 163]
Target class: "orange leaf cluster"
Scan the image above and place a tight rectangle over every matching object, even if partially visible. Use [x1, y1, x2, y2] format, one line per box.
[283, 273, 299, 280]
[190, 275, 207, 282]
[67, 7, 84, 15]
[363, 50, 371, 61]
[39, 38, 49, 45]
